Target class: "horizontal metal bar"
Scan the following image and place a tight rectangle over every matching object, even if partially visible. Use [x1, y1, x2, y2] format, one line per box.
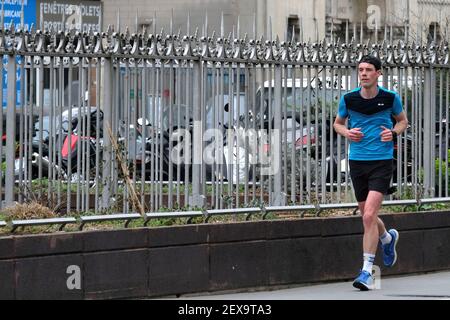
[319, 203, 359, 210]
[80, 214, 142, 223]
[206, 208, 262, 215]
[420, 198, 450, 205]
[382, 200, 419, 206]
[145, 211, 204, 220]
[11, 218, 78, 233]
[79, 214, 142, 231]
[265, 205, 317, 213]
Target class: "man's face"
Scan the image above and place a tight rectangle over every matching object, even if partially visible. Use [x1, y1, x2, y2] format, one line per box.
[358, 62, 382, 89]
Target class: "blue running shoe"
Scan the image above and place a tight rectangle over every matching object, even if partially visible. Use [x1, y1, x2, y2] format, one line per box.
[353, 270, 374, 291]
[382, 229, 399, 267]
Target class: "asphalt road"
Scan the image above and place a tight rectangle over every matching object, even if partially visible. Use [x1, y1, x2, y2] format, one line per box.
[183, 271, 450, 300]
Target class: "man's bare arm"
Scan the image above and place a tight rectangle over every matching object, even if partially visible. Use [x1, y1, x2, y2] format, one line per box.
[392, 112, 409, 135]
[334, 116, 364, 142]
[381, 112, 409, 142]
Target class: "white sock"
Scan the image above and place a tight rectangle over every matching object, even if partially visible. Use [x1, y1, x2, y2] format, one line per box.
[363, 254, 376, 274]
[380, 231, 393, 246]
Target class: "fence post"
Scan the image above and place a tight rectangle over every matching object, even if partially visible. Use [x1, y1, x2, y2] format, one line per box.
[102, 57, 113, 211]
[351, 66, 359, 89]
[423, 67, 435, 197]
[272, 64, 285, 206]
[189, 59, 205, 208]
[5, 54, 17, 207]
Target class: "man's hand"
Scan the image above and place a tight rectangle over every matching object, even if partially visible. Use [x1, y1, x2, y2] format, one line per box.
[380, 126, 394, 142]
[347, 128, 364, 142]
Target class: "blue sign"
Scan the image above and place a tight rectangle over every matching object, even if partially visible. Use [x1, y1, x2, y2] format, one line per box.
[2, 0, 37, 107]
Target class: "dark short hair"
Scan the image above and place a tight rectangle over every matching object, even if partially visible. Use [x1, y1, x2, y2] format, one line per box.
[359, 55, 382, 71]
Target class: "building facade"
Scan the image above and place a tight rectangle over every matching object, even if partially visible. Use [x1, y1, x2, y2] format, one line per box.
[100, 0, 449, 43]
[101, 0, 258, 37]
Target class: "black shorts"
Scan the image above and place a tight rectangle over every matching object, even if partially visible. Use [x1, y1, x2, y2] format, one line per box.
[349, 160, 393, 202]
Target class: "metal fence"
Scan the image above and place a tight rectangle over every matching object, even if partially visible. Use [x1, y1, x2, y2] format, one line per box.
[0, 23, 449, 217]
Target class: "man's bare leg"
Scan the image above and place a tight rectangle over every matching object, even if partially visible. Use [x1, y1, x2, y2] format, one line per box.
[358, 201, 387, 239]
[362, 191, 385, 254]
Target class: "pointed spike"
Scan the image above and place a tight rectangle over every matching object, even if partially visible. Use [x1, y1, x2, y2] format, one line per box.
[153, 11, 157, 35]
[331, 19, 334, 43]
[211, 30, 215, 40]
[291, 25, 295, 43]
[21, 0, 24, 29]
[390, 24, 393, 44]
[269, 16, 272, 42]
[237, 15, 240, 39]
[194, 27, 198, 39]
[62, 6, 66, 32]
[187, 11, 190, 35]
[360, 21, 363, 43]
[1, 0, 4, 29]
[170, 8, 174, 35]
[300, 17, 304, 43]
[375, 19, 378, 43]
[316, 23, 319, 43]
[406, 24, 409, 43]
[205, 10, 208, 37]
[434, 22, 437, 43]
[253, 13, 256, 39]
[221, 12, 224, 38]
[135, 9, 138, 34]
[345, 20, 349, 44]
[80, 7, 84, 32]
[384, 22, 387, 42]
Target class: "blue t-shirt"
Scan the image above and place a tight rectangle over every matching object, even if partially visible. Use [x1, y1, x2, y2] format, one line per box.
[338, 86, 404, 161]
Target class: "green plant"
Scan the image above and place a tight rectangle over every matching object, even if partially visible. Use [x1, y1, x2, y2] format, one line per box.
[435, 150, 450, 192]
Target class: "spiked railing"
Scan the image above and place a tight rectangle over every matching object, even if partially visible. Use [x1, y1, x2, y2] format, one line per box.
[0, 9, 449, 218]
[0, 19, 448, 66]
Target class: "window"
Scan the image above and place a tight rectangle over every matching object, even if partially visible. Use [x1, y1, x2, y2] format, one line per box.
[428, 22, 442, 43]
[287, 16, 300, 43]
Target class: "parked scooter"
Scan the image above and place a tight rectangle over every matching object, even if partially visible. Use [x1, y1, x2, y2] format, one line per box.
[14, 108, 103, 183]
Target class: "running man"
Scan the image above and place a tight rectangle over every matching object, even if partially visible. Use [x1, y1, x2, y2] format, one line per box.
[333, 55, 409, 291]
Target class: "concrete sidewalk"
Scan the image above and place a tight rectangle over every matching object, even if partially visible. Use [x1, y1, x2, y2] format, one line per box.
[184, 271, 450, 300]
